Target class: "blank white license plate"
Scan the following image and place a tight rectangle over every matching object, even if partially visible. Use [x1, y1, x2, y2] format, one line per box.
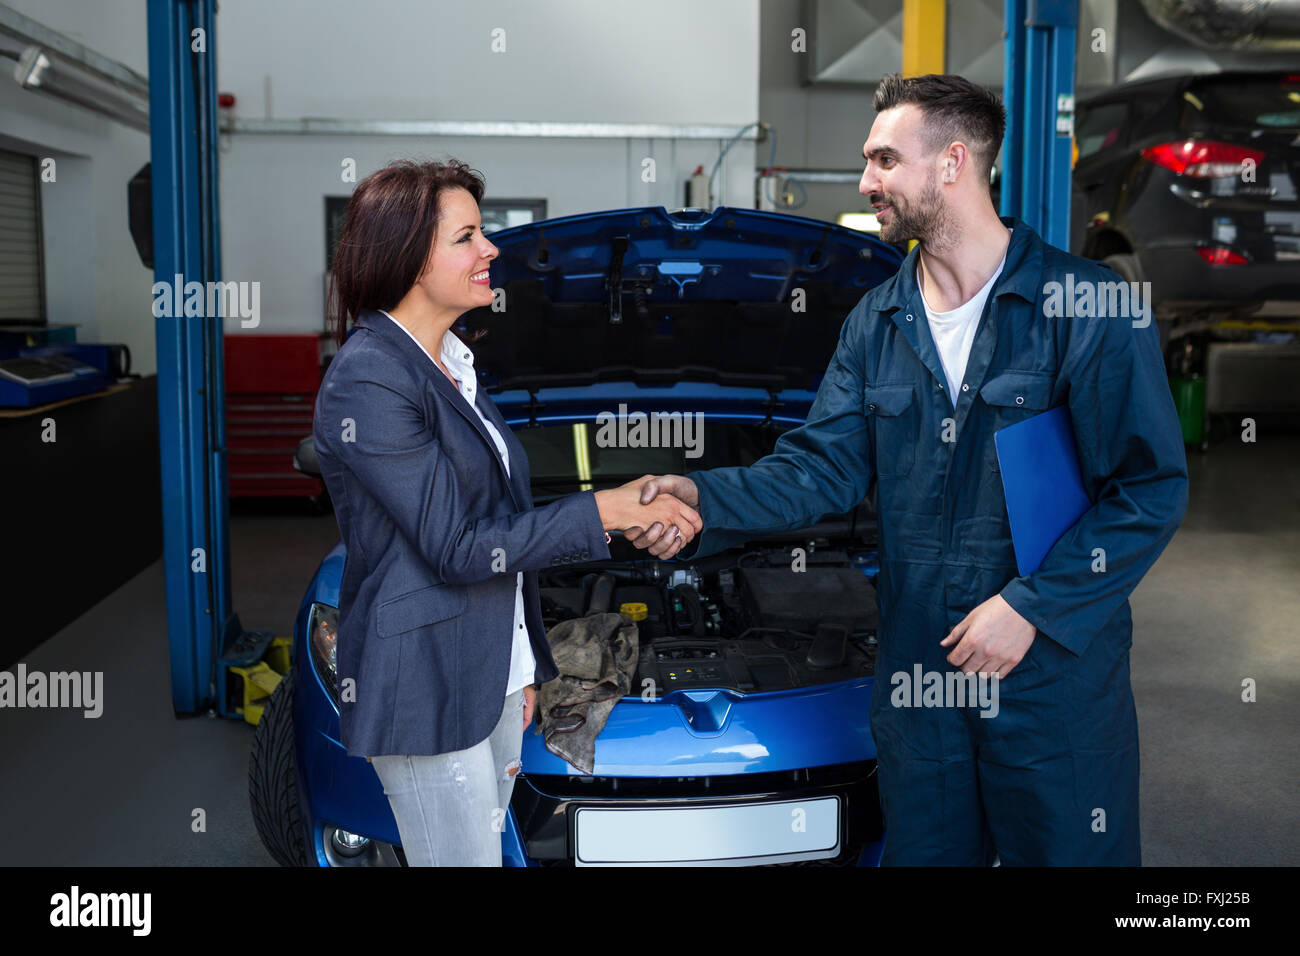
[574, 796, 841, 866]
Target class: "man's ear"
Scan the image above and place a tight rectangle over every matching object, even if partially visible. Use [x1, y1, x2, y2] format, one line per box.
[942, 143, 968, 183]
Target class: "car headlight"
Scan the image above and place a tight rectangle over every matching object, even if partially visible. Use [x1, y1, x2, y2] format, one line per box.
[308, 602, 339, 698]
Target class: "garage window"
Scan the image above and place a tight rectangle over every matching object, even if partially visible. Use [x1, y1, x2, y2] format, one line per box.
[0, 148, 45, 323]
[324, 195, 548, 270]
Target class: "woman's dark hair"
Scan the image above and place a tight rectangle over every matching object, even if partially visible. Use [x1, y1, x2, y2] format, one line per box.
[328, 158, 488, 348]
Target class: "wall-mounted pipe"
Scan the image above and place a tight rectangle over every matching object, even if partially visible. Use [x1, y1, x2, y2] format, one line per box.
[220, 117, 760, 140]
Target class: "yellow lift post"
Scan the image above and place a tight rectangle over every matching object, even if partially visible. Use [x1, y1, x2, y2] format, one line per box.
[901, 0, 945, 254]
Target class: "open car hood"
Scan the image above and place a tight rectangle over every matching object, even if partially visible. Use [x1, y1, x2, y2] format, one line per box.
[462, 206, 904, 393]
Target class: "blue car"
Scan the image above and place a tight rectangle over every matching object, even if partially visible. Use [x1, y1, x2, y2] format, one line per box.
[249, 205, 904, 866]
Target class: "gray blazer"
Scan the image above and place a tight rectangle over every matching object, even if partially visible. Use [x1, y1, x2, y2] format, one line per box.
[313, 308, 610, 757]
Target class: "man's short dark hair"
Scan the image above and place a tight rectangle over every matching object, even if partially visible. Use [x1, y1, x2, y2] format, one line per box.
[873, 73, 1007, 178]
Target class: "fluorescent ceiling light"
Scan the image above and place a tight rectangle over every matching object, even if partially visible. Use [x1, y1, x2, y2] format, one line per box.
[13, 44, 149, 132]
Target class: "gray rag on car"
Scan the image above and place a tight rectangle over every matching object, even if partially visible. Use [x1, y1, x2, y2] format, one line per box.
[533, 612, 639, 775]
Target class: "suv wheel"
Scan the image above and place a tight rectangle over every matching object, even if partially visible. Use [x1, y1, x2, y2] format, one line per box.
[1102, 252, 1141, 285]
[1105, 252, 1173, 359]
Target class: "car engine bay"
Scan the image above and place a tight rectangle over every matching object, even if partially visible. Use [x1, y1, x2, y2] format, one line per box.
[538, 542, 878, 694]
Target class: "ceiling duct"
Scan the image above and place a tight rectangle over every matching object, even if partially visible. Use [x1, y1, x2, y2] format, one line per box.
[1140, 0, 1300, 50]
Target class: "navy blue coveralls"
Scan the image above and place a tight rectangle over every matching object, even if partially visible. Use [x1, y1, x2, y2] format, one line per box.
[683, 217, 1189, 865]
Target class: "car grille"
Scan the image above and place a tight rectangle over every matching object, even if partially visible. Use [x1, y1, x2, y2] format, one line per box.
[514, 761, 881, 866]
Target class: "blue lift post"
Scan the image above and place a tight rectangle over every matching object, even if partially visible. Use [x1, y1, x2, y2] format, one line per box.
[1001, 0, 1078, 249]
[147, 0, 241, 715]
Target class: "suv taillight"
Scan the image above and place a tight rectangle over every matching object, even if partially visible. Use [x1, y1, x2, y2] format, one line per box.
[1196, 246, 1250, 266]
[1141, 140, 1267, 178]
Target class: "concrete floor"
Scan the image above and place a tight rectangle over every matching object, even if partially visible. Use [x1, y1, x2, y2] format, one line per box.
[2, 435, 1296, 866]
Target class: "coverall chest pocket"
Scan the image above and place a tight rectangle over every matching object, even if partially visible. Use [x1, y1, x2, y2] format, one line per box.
[978, 370, 1055, 472]
[863, 383, 918, 478]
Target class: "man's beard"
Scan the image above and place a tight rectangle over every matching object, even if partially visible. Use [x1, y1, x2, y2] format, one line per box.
[875, 175, 950, 248]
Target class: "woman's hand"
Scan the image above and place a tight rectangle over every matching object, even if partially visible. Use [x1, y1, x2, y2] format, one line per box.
[624, 474, 700, 559]
[522, 684, 536, 730]
[594, 477, 702, 546]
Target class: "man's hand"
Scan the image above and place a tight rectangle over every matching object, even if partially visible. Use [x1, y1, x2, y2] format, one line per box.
[939, 593, 1037, 677]
[522, 684, 536, 731]
[594, 476, 702, 556]
[624, 474, 700, 559]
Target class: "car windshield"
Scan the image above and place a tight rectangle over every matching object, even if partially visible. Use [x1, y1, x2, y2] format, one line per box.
[1187, 75, 1300, 130]
[518, 420, 787, 497]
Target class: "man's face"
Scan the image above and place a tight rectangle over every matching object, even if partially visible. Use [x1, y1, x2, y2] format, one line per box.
[859, 104, 949, 246]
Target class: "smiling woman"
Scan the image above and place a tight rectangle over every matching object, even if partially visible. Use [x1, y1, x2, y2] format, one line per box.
[327, 158, 491, 352]
[313, 158, 702, 866]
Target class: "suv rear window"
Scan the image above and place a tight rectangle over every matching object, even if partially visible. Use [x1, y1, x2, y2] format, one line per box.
[1185, 75, 1300, 130]
[1076, 102, 1127, 159]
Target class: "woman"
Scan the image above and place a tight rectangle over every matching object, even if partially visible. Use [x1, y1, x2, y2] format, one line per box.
[313, 158, 700, 866]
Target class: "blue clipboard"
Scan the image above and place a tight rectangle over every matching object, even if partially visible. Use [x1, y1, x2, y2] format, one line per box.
[994, 405, 1092, 576]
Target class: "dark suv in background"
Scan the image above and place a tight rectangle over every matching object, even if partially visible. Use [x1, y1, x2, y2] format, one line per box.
[1071, 70, 1300, 323]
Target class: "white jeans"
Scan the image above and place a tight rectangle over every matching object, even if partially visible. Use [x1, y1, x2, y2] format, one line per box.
[370, 689, 525, 866]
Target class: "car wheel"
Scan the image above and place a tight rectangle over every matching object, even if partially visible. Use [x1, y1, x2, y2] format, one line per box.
[1102, 252, 1141, 285]
[249, 667, 311, 866]
[1104, 252, 1170, 353]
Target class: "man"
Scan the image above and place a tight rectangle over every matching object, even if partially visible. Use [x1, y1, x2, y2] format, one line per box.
[627, 73, 1188, 865]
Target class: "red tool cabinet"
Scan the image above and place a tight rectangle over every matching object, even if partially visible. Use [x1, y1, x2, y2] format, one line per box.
[223, 334, 327, 499]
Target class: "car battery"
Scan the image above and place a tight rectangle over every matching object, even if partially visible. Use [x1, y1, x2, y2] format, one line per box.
[737, 566, 878, 632]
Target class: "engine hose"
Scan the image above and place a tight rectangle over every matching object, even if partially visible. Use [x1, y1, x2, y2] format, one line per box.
[587, 573, 617, 615]
[672, 584, 708, 637]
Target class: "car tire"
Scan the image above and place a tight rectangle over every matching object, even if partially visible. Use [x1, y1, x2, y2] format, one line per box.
[1104, 252, 1173, 359]
[249, 667, 311, 866]
[1102, 252, 1141, 285]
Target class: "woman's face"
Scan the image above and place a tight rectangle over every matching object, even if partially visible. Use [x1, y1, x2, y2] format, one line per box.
[413, 186, 498, 314]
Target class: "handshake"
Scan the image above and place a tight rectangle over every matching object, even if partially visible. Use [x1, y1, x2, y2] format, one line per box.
[592, 474, 701, 560]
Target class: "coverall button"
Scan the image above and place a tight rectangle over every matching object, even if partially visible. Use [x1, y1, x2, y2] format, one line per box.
[868, 403, 876, 410]
[962, 383, 969, 392]
[1016, 395, 1024, 404]
[905, 313, 914, 321]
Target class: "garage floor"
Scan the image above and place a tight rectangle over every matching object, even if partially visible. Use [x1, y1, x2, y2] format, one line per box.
[3, 435, 1297, 866]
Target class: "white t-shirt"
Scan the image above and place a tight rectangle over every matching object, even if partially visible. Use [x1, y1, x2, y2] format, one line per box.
[381, 311, 535, 699]
[917, 234, 1011, 408]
